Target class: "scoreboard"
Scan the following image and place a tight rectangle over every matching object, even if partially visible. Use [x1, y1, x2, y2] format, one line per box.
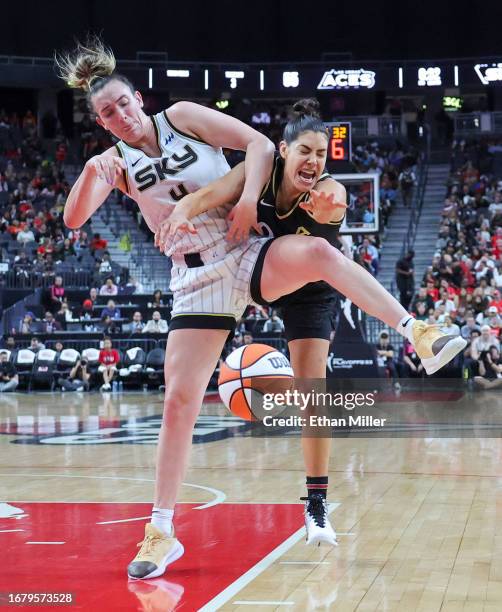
[137, 59, 502, 95]
[325, 122, 352, 162]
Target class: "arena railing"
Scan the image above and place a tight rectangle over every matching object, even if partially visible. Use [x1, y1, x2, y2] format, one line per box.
[453, 112, 502, 136]
[364, 145, 429, 344]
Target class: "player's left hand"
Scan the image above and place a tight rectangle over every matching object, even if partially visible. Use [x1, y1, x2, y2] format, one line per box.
[299, 189, 347, 224]
[226, 198, 263, 243]
[155, 210, 197, 251]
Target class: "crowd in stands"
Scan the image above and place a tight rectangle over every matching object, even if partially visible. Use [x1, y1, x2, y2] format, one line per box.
[8, 104, 501, 391]
[0, 110, 129, 293]
[380, 139, 502, 385]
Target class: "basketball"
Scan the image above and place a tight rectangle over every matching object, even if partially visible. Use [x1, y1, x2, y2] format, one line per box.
[218, 344, 294, 420]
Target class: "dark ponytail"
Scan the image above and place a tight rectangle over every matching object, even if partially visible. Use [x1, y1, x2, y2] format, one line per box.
[282, 98, 328, 144]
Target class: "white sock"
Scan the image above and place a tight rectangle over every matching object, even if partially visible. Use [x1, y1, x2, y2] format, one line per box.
[396, 315, 415, 344]
[151, 507, 174, 536]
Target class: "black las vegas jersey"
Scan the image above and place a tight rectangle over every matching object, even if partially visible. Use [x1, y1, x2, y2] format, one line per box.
[257, 155, 344, 306]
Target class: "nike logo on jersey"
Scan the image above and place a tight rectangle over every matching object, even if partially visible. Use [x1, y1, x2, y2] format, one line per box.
[131, 158, 141, 167]
[259, 200, 275, 208]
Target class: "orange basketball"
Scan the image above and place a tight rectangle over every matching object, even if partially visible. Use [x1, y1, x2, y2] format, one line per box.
[218, 344, 294, 420]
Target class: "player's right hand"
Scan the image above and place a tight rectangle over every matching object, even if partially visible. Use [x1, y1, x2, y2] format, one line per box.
[226, 198, 262, 243]
[86, 154, 126, 186]
[155, 210, 198, 251]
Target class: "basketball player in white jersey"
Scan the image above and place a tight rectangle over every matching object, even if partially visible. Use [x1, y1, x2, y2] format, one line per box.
[56, 37, 274, 580]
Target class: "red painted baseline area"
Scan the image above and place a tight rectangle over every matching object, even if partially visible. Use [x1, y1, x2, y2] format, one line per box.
[0, 502, 303, 610]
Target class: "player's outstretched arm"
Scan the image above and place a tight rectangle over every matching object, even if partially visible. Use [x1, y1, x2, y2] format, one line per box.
[155, 162, 246, 248]
[299, 178, 347, 225]
[63, 147, 126, 229]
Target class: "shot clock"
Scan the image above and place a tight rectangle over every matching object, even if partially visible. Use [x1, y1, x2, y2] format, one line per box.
[325, 122, 352, 162]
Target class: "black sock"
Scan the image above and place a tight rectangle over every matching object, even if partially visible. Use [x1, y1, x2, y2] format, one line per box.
[306, 476, 328, 500]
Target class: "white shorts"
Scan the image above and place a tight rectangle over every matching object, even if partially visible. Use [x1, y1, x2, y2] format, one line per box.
[169, 236, 271, 332]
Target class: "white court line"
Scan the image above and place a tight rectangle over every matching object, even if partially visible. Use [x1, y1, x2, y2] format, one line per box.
[234, 602, 294, 606]
[27, 541, 65, 545]
[97, 515, 150, 525]
[0, 473, 226, 509]
[279, 561, 330, 565]
[0, 529, 25, 533]
[198, 503, 339, 612]
[336, 532, 356, 536]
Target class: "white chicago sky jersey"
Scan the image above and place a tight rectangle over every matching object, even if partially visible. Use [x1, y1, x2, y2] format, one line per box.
[115, 110, 233, 256]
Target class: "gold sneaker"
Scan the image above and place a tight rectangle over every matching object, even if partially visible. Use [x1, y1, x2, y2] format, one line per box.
[127, 523, 184, 580]
[412, 321, 467, 375]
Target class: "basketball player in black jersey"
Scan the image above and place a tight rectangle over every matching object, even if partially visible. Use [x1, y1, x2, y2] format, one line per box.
[157, 98, 467, 548]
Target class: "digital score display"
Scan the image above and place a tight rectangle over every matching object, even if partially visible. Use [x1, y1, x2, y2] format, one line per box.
[325, 122, 352, 162]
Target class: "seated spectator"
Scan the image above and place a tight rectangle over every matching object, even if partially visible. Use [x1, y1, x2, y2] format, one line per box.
[125, 276, 144, 294]
[13, 251, 33, 276]
[58, 358, 90, 392]
[263, 310, 285, 333]
[101, 299, 121, 320]
[29, 338, 46, 353]
[98, 252, 113, 274]
[439, 315, 460, 337]
[54, 341, 64, 356]
[474, 346, 502, 390]
[148, 289, 164, 309]
[55, 302, 75, 329]
[461, 316, 480, 340]
[471, 325, 500, 360]
[125, 311, 145, 334]
[402, 339, 424, 377]
[73, 230, 89, 253]
[476, 306, 502, 330]
[99, 315, 119, 335]
[414, 302, 428, 321]
[80, 299, 96, 320]
[88, 287, 98, 305]
[2, 337, 16, 351]
[50, 275, 65, 310]
[375, 330, 397, 379]
[358, 237, 379, 276]
[42, 311, 62, 334]
[98, 337, 120, 391]
[434, 289, 456, 315]
[232, 332, 244, 350]
[99, 277, 118, 296]
[60, 238, 76, 260]
[19, 313, 34, 334]
[142, 311, 168, 334]
[411, 287, 434, 314]
[489, 290, 502, 313]
[17, 222, 35, 244]
[463, 329, 481, 375]
[0, 351, 18, 392]
[243, 332, 254, 345]
[90, 233, 108, 252]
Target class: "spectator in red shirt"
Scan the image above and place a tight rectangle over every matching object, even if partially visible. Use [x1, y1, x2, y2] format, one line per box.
[98, 337, 120, 391]
[90, 233, 108, 252]
[50, 275, 65, 310]
[489, 290, 502, 314]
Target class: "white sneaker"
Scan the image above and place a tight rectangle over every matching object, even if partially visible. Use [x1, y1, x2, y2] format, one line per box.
[302, 494, 338, 547]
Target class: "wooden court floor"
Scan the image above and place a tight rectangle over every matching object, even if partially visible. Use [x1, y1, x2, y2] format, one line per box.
[1, 390, 502, 611]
